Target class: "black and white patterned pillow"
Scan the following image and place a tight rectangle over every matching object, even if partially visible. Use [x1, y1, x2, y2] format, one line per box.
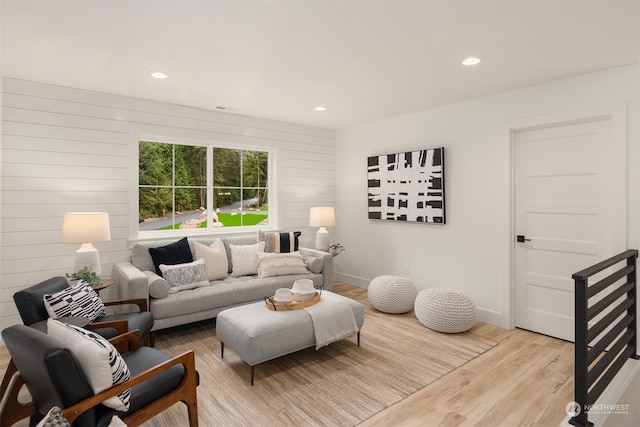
[47, 319, 131, 411]
[36, 406, 71, 427]
[43, 280, 104, 322]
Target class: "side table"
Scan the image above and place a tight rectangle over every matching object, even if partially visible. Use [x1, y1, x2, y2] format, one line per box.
[91, 279, 114, 294]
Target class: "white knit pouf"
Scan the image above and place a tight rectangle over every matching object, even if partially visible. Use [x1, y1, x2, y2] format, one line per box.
[414, 288, 476, 333]
[367, 275, 417, 314]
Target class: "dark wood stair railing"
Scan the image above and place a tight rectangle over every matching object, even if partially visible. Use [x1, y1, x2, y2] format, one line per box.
[570, 249, 639, 427]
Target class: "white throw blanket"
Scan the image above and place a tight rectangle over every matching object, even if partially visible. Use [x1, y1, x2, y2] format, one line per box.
[303, 292, 359, 350]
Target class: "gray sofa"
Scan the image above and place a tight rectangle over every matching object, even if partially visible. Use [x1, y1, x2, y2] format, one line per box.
[112, 235, 334, 332]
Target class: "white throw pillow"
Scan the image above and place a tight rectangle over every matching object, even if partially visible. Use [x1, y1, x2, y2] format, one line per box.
[230, 241, 266, 277]
[159, 258, 210, 293]
[257, 251, 309, 278]
[43, 280, 104, 322]
[194, 240, 228, 281]
[47, 319, 131, 412]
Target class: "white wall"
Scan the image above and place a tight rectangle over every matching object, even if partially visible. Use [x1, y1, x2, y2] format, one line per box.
[0, 78, 335, 331]
[335, 64, 639, 328]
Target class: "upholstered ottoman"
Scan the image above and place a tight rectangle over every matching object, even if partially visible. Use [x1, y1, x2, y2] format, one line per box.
[414, 287, 476, 333]
[217, 291, 365, 384]
[367, 275, 417, 314]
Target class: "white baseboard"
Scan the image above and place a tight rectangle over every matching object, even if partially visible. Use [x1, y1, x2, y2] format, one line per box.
[334, 272, 370, 288]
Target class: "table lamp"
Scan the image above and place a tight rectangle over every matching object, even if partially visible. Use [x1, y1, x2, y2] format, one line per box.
[61, 212, 111, 275]
[309, 207, 335, 251]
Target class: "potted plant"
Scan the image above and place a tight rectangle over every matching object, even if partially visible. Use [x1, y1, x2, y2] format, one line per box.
[328, 243, 345, 257]
[66, 266, 102, 287]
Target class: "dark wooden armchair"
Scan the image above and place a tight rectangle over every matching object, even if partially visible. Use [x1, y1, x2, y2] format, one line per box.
[13, 276, 154, 347]
[0, 325, 198, 427]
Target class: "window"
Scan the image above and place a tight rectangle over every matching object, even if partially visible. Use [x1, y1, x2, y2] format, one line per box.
[138, 141, 269, 234]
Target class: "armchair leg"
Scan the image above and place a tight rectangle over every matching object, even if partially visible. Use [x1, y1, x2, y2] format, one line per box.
[0, 359, 17, 398]
[184, 388, 199, 427]
[148, 331, 156, 347]
[0, 368, 37, 427]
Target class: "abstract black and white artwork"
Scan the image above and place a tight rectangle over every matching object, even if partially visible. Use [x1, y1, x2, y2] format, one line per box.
[367, 147, 445, 224]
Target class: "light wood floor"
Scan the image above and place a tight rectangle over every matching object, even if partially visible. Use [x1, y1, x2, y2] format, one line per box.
[338, 283, 575, 426]
[0, 282, 575, 426]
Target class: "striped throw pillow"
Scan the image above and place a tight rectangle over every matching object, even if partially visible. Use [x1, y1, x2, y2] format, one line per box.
[258, 231, 301, 253]
[43, 280, 104, 322]
[47, 319, 131, 411]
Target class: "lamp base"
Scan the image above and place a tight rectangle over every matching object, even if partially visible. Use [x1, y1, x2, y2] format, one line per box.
[315, 227, 330, 252]
[74, 243, 101, 275]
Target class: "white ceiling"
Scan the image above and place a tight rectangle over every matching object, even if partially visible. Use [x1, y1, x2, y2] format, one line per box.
[2, 1, 639, 130]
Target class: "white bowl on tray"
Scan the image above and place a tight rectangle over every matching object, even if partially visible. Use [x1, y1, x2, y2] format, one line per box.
[291, 279, 316, 302]
[274, 288, 293, 303]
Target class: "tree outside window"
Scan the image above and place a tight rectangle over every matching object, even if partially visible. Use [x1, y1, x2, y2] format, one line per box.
[139, 141, 269, 233]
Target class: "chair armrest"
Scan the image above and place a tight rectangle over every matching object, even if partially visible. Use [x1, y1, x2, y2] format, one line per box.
[103, 298, 148, 312]
[88, 319, 128, 336]
[299, 247, 334, 291]
[62, 350, 197, 424]
[108, 330, 142, 352]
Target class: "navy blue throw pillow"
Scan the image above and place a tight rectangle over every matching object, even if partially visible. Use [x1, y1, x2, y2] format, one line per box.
[149, 237, 193, 276]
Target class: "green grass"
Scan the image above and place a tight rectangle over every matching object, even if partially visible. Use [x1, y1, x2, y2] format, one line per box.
[158, 213, 268, 230]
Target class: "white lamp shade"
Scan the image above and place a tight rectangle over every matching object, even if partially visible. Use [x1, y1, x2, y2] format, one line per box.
[309, 207, 336, 227]
[61, 212, 111, 243]
[62, 212, 111, 275]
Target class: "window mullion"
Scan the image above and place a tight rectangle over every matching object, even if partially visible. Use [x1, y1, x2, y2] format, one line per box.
[207, 145, 213, 229]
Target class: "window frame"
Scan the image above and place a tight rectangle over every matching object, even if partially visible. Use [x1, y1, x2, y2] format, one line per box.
[134, 137, 274, 240]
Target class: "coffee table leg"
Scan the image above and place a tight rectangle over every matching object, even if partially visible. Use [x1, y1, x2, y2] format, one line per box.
[221, 342, 224, 358]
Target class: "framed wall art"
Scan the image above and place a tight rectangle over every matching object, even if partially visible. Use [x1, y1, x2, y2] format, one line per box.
[367, 147, 445, 224]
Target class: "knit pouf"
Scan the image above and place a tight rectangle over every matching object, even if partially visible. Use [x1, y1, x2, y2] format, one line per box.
[367, 275, 417, 314]
[414, 288, 476, 333]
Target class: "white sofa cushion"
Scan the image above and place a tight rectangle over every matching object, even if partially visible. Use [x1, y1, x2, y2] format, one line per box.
[194, 240, 228, 281]
[230, 241, 266, 277]
[257, 252, 309, 278]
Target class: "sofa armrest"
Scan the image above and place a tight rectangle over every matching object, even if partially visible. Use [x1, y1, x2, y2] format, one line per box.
[112, 262, 150, 313]
[299, 247, 334, 291]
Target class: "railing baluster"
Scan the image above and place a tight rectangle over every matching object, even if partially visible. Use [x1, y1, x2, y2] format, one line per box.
[570, 249, 638, 427]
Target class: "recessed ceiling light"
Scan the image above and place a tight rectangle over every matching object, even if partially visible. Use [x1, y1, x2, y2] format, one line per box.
[462, 57, 481, 66]
[314, 106, 327, 112]
[149, 71, 169, 79]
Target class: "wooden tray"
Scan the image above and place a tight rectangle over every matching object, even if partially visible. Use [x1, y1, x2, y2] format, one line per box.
[265, 292, 321, 311]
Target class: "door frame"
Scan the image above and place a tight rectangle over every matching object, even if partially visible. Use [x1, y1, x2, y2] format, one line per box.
[505, 103, 627, 330]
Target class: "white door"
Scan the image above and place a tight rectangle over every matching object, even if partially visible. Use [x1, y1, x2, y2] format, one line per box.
[514, 117, 625, 341]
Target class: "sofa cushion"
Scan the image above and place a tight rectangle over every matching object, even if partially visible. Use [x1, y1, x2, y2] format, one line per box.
[230, 241, 265, 277]
[257, 252, 309, 278]
[304, 256, 323, 274]
[159, 259, 210, 293]
[194, 240, 228, 281]
[43, 280, 104, 322]
[149, 273, 324, 320]
[222, 235, 259, 273]
[258, 230, 301, 253]
[47, 319, 131, 412]
[144, 271, 170, 299]
[149, 237, 193, 276]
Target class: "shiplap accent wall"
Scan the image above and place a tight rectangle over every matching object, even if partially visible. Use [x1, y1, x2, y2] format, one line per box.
[0, 78, 336, 331]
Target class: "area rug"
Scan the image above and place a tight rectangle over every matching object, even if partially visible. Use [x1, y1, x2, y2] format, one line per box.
[150, 294, 497, 426]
